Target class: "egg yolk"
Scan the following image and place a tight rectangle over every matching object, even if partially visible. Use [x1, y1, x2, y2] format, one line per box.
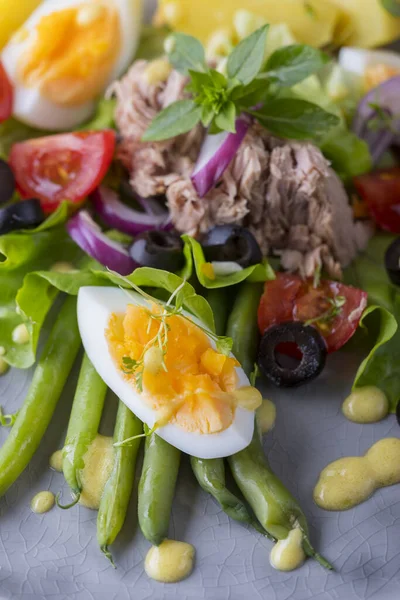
[106, 303, 241, 434]
[17, 1, 120, 106]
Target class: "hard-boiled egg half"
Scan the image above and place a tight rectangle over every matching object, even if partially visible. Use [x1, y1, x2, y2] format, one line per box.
[339, 47, 400, 93]
[2, 0, 142, 130]
[78, 286, 257, 458]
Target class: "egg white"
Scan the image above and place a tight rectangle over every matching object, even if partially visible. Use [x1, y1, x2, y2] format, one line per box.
[77, 286, 254, 459]
[339, 47, 400, 90]
[2, 0, 142, 130]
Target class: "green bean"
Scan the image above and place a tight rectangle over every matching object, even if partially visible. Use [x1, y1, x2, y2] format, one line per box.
[97, 402, 143, 566]
[190, 456, 272, 538]
[0, 295, 80, 497]
[206, 288, 230, 336]
[228, 433, 332, 569]
[138, 432, 180, 545]
[60, 353, 108, 507]
[225, 282, 332, 569]
[226, 282, 263, 375]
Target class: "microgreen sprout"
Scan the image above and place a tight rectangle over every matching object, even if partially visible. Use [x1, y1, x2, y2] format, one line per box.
[305, 295, 346, 327]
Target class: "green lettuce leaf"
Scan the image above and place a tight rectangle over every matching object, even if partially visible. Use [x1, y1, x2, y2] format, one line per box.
[344, 233, 400, 411]
[183, 235, 274, 289]
[352, 304, 399, 411]
[0, 227, 84, 369]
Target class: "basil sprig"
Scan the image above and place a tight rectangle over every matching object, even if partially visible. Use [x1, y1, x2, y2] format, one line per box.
[142, 26, 339, 142]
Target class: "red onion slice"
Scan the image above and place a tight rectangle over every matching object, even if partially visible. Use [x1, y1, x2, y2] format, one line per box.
[91, 186, 170, 235]
[67, 210, 136, 275]
[353, 76, 400, 164]
[191, 117, 250, 198]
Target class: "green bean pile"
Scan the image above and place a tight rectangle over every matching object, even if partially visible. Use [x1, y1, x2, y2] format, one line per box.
[0, 285, 332, 570]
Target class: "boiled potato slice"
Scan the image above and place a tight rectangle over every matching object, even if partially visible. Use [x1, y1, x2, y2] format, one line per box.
[329, 0, 400, 48]
[154, 0, 343, 48]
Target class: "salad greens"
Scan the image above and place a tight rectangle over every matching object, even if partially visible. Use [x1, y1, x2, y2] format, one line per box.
[143, 28, 339, 142]
[183, 236, 274, 288]
[345, 234, 400, 411]
[0, 227, 83, 369]
[380, 0, 400, 17]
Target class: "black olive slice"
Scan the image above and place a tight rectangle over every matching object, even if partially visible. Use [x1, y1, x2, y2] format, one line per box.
[0, 159, 15, 205]
[385, 237, 400, 286]
[258, 321, 327, 388]
[396, 400, 400, 428]
[0, 199, 45, 235]
[129, 230, 184, 272]
[201, 225, 262, 268]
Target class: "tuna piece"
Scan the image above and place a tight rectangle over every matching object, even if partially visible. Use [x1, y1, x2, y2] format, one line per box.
[112, 62, 373, 278]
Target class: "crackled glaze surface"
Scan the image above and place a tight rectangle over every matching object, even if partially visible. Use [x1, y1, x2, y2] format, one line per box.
[1, 344, 400, 600]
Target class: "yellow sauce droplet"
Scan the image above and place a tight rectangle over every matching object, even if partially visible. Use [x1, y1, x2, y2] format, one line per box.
[270, 528, 305, 572]
[12, 323, 30, 345]
[31, 491, 55, 514]
[342, 386, 389, 423]
[233, 386, 262, 410]
[50, 261, 76, 273]
[257, 399, 276, 434]
[49, 449, 63, 472]
[314, 438, 400, 511]
[78, 435, 114, 510]
[145, 540, 195, 583]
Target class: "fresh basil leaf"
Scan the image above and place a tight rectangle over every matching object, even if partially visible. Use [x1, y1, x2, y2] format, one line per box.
[380, 0, 400, 17]
[227, 25, 269, 85]
[263, 44, 329, 87]
[168, 32, 207, 75]
[201, 104, 215, 126]
[215, 101, 237, 133]
[250, 99, 339, 140]
[183, 235, 274, 289]
[233, 79, 271, 109]
[187, 69, 214, 95]
[209, 68, 228, 89]
[142, 99, 202, 141]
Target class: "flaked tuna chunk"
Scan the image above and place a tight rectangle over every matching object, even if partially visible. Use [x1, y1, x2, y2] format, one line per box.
[112, 62, 373, 278]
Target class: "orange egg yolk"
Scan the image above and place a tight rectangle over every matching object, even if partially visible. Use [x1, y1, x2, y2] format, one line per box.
[106, 303, 241, 434]
[17, 2, 120, 106]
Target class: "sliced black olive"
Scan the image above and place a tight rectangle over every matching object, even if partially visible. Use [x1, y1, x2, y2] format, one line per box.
[201, 225, 262, 268]
[0, 199, 45, 235]
[129, 230, 184, 272]
[385, 237, 400, 286]
[0, 159, 15, 205]
[258, 321, 327, 388]
[396, 400, 400, 428]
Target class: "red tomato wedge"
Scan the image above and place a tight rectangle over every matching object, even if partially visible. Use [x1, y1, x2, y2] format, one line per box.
[0, 62, 13, 123]
[258, 273, 368, 353]
[354, 167, 400, 234]
[9, 130, 116, 214]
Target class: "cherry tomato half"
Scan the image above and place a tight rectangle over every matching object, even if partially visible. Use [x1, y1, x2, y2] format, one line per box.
[354, 167, 400, 234]
[258, 273, 368, 353]
[9, 130, 116, 214]
[0, 62, 13, 123]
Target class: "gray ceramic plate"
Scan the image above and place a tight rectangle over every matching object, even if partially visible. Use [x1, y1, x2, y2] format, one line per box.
[1, 2, 400, 598]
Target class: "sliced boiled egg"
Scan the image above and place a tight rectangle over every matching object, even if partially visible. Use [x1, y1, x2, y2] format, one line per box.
[339, 47, 400, 93]
[77, 286, 255, 459]
[2, 0, 142, 130]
